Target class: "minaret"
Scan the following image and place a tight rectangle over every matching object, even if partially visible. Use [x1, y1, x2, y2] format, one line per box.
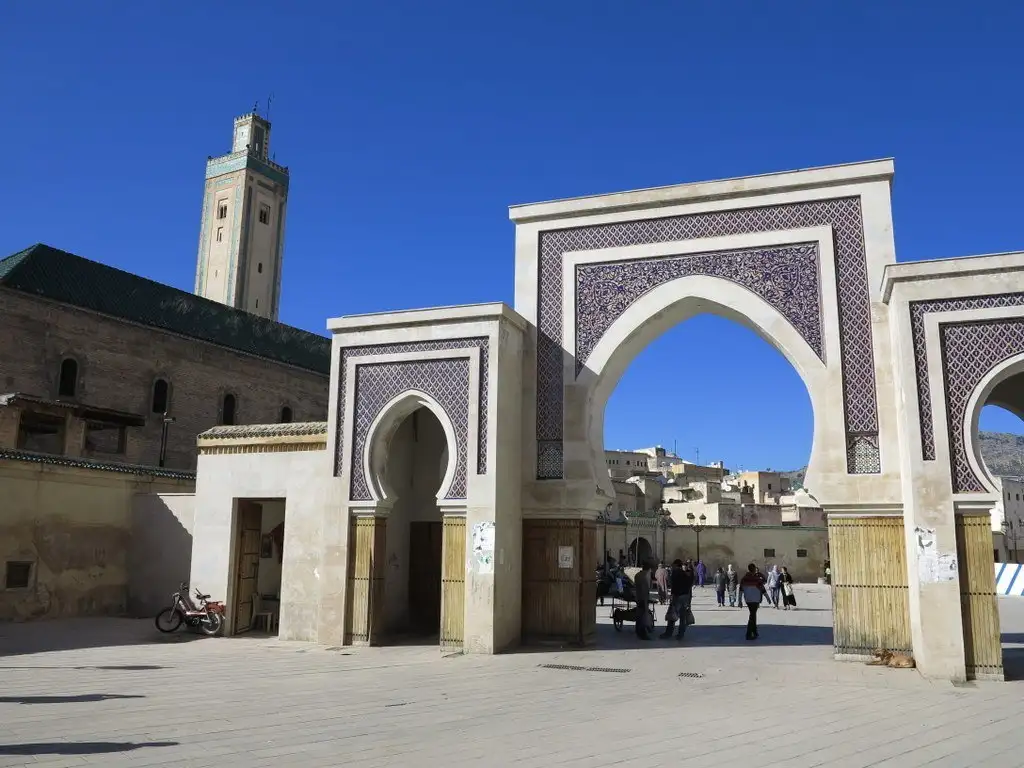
[194, 110, 289, 320]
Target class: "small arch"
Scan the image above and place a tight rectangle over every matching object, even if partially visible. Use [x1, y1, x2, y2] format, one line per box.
[628, 537, 654, 567]
[151, 378, 170, 414]
[58, 358, 78, 397]
[279, 405, 293, 423]
[364, 390, 458, 502]
[221, 393, 237, 426]
[964, 353, 1024, 493]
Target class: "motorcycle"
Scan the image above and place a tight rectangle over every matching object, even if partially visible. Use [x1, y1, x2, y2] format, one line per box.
[155, 583, 224, 636]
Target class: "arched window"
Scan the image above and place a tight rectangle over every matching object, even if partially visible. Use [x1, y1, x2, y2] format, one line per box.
[152, 379, 169, 414]
[58, 358, 78, 397]
[222, 394, 236, 426]
[280, 406, 293, 423]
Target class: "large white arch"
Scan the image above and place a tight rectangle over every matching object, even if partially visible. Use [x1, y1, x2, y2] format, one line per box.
[964, 352, 1024, 494]
[364, 390, 459, 502]
[577, 274, 829, 501]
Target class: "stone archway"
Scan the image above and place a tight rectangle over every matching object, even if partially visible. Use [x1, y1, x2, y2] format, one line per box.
[628, 537, 653, 567]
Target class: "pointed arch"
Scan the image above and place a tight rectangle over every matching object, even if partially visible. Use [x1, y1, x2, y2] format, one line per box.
[364, 390, 460, 502]
[964, 352, 1024, 493]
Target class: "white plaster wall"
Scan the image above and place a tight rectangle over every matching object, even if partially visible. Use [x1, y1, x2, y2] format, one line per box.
[129, 492, 195, 616]
[189, 447, 345, 640]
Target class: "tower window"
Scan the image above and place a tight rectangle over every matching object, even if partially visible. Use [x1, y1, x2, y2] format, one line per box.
[280, 406, 292, 423]
[258, 204, 270, 225]
[221, 394, 236, 426]
[217, 202, 228, 220]
[216, 227, 223, 243]
[58, 358, 78, 397]
[152, 379, 169, 414]
[257, 262, 263, 274]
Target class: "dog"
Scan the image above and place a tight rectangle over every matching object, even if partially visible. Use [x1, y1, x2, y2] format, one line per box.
[867, 649, 916, 669]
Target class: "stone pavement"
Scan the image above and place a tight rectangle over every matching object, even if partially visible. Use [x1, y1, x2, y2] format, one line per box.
[2, 585, 1024, 767]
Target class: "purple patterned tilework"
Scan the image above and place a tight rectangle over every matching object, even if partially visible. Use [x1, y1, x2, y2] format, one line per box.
[575, 243, 822, 371]
[910, 294, 1024, 460]
[940, 318, 1024, 493]
[536, 197, 877, 478]
[351, 358, 470, 500]
[334, 338, 489, 499]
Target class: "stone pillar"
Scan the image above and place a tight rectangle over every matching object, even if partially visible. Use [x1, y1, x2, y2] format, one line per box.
[0, 406, 20, 449]
[63, 415, 86, 457]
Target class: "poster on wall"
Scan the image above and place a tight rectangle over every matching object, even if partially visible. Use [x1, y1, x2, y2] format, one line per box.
[558, 546, 574, 570]
[472, 521, 495, 574]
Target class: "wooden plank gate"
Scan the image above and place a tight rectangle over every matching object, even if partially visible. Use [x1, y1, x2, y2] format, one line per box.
[521, 519, 597, 645]
[440, 516, 466, 652]
[955, 514, 1003, 680]
[233, 501, 262, 634]
[345, 516, 386, 645]
[828, 516, 912, 657]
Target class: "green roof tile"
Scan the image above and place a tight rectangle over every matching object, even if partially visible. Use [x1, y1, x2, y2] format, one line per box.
[0, 244, 330, 374]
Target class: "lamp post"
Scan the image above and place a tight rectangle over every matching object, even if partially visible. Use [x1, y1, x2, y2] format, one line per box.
[601, 503, 614, 566]
[658, 506, 671, 562]
[159, 412, 176, 468]
[686, 511, 707, 562]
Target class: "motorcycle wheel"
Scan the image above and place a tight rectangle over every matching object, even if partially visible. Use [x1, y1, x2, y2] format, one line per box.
[198, 612, 223, 636]
[155, 608, 183, 633]
[613, 613, 623, 632]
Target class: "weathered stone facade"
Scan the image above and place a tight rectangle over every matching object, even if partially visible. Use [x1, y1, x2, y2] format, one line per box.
[0, 288, 329, 470]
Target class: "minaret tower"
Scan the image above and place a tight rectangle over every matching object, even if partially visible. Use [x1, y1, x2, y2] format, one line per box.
[194, 110, 289, 320]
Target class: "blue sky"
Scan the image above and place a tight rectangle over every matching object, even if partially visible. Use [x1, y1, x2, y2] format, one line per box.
[2, 2, 1022, 470]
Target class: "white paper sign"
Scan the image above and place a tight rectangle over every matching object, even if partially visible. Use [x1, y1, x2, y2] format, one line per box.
[558, 546, 574, 569]
[915, 526, 938, 583]
[471, 521, 495, 574]
[936, 553, 958, 582]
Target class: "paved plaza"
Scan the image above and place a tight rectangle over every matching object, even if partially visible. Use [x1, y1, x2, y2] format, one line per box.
[2, 585, 1024, 767]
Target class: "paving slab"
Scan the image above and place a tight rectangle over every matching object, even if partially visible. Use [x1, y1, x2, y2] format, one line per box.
[1, 585, 1022, 767]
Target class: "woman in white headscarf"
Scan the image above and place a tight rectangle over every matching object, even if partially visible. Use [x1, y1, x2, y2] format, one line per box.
[725, 564, 739, 607]
[766, 565, 782, 608]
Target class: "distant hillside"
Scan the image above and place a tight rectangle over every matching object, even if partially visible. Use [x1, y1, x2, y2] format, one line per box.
[782, 430, 1024, 489]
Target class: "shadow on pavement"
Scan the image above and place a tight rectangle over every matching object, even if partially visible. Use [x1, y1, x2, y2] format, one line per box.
[0, 741, 177, 755]
[0, 618, 209, 657]
[0, 694, 145, 705]
[0, 664, 166, 671]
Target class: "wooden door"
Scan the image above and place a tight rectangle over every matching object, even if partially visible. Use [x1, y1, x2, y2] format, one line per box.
[409, 521, 443, 634]
[956, 514, 1004, 680]
[345, 516, 387, 645]
[233, 501, 262, 634]
[440, 516, 466, 651]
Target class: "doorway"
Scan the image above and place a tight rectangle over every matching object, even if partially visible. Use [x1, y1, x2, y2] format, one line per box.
[408, 521, 443, 634]
[231, 498, 286, 636]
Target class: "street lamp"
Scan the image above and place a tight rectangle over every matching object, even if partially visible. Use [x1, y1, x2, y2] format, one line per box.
[159, 412, 176, 468]
[658, 506, 671, 562]
[686, 511, 707, 562]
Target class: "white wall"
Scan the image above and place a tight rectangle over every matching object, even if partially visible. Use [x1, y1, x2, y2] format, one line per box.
[129, 492, 196, 616]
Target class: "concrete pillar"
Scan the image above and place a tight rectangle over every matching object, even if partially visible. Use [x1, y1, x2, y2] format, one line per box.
[0, 406, 20, 449]
[63, 415, 86, 457]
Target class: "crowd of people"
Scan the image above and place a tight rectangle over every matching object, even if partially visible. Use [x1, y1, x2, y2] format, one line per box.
[627, 558, 799, 642]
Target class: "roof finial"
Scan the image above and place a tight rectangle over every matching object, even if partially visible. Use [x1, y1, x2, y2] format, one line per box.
[253, 100, 259, 116]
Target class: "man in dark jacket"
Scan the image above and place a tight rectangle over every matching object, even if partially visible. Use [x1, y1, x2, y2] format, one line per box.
[661, 559, 693, 640]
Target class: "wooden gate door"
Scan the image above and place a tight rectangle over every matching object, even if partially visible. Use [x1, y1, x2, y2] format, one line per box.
[344, 516, 387, 645]
[233, 501, 262, 634]
[956, 514, 1004, 680]
[409, 521, 443, 634]
[440, 516, 466, 651]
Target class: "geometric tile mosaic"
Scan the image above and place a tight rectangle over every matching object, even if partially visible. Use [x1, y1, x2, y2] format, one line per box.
[846, 433, 881, 475]
[350, 358, 470, 501]
[334, 338, 489, 499]
[537, 197, 877, 478]
[940, 318, 1024, 493]
[575, 243, 823, 372]
[910, 293, 1024, 460]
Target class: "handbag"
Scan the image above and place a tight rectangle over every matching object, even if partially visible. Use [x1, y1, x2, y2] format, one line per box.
[665, 603, 679, 623]
[685, 608, 696, 626]
[783, 582, 794, 597]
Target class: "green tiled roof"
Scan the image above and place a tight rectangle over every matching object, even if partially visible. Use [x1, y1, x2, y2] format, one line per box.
[0, 448, 196, 480]
[0, 244, 330, 374]
[200, 421, 328, 440]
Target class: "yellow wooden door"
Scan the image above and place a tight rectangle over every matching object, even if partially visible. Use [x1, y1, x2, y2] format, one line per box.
[345, 516, 386, 645]
[956, 514, 1003, 680]
[440, 516, 466, 651]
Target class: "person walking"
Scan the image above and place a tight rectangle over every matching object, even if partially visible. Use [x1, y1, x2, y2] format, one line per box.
[633, 561, 654, 640]
[695, 560, 707, 588]
[766, 565, 782, 608]
[713, 566, 727, 607]
[654, 562, 669, 605]
[780, 566, 798, 610]
[661, 559, 693, 640]
[740, 563, 768, 640]
[725, 564, 739, 607]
